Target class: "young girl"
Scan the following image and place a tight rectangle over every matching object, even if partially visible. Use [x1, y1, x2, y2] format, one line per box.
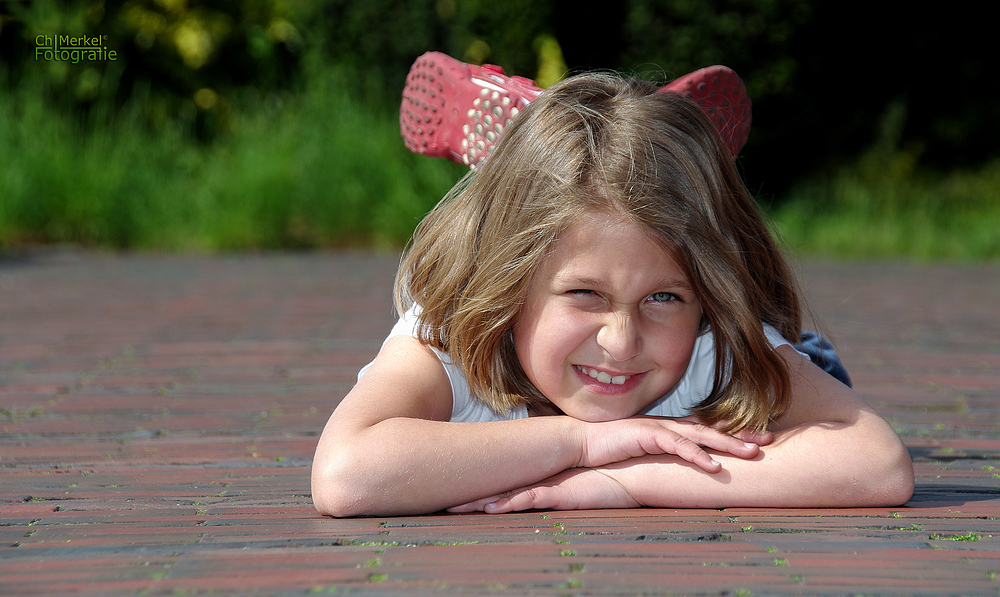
[311, 70, 914, 518]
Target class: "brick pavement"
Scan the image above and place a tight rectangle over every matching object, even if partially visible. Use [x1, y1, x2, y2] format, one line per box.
[1, 250, 999, 596]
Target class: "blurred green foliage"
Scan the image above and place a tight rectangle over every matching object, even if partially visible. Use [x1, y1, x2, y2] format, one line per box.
[0, 0, 997, 256]
[612, 0, 999, 199]
[2, 0, 304, 139]
[621, 0, 810, 97]
[772, 158, 1000, 260]
[315, 0, 556, 93]
[0, 61, 465, 249]
[771, 101, 1000, 259]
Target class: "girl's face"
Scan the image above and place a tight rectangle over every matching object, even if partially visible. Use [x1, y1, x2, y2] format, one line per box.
[513, 210, 703, 422]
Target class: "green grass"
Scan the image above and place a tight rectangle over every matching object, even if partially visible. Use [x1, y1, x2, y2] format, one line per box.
[929, 532, 982, 542]
[769, 149, 1000, 260]
[2, 63, 998, 258]
[0, 64, 466, 251]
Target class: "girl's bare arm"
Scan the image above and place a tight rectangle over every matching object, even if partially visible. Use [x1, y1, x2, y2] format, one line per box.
[311, 336, 768, 517]
[452, 345, 914, 512]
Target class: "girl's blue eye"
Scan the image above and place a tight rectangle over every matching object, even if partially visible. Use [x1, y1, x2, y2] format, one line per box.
[650, 292, 676, 302]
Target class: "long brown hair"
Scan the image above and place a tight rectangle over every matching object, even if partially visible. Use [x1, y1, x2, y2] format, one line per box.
[395, 71, 801, 431]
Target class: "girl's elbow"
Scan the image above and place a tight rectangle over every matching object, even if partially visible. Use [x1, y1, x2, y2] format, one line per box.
[310, 453, 372, 518]
[847, 414, 914, 507]
[859, 437, 914, 507]
[879, 444, 915, 506]
[867, 464, 914, 507]
[312, 480, 357, 518]
[887, 471, 915, 507]
[313, 495, 363, 518]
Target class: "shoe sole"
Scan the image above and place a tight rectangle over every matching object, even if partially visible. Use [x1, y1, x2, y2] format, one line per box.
[401, 53, 751, 168]
[400, 51, 541, 169]
[660, 65, 751, 158]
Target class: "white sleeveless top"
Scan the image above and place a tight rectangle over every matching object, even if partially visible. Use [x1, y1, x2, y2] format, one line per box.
[358, 307, 800, 422]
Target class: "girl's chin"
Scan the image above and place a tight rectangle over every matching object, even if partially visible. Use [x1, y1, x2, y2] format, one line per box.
[537, 371, 669, 421]
[566, 406, 644, 423]
[558, 396, 653, 423]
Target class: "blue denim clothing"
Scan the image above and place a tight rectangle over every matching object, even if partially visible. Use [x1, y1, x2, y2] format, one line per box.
[794, 331, 852, 387]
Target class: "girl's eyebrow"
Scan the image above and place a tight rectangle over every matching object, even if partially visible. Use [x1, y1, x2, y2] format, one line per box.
[554, 274, 608, 289]
[658, 278, 695, 292]
[554, 273, 694, 292]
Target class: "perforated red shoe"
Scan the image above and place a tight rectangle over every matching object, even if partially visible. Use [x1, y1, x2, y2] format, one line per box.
[660, 64, 751, 159]
[400, 52, 751, 169]
[400, 51, 542, 169]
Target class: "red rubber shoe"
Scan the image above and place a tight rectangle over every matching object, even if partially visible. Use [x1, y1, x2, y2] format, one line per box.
[400, 51, 542, 169]
[400, 52, 751, 169]
[659, 65, 751, 159]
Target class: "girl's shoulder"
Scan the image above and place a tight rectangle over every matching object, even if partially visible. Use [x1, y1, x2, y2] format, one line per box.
[339, 333, 455, 424]
[762, 323, 805, 356]
[359, 306, 528, 423]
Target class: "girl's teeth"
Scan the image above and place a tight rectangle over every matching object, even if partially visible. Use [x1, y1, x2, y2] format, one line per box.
[577, 366, 630, 385]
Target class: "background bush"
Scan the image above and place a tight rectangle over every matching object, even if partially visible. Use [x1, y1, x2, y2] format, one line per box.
[1, 0, 997, 257]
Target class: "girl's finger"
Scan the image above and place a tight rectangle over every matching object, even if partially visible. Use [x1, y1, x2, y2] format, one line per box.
[656, 433, 723, 473]
[694, 429, 765, 461]
[677, 416, 775, 447]
[483, 488, 554, 513]
[650, 423, 765, 470]
[447, 494, 505, 513]
[734, 428, 775, 446]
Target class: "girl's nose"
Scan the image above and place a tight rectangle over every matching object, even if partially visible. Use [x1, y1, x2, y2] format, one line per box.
[596, 312, 642, 362]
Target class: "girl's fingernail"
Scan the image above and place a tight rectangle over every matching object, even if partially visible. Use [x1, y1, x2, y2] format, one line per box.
[485, 502, 497, 511]
[710, 459, 720, 466]
[744, 442, 758, 448]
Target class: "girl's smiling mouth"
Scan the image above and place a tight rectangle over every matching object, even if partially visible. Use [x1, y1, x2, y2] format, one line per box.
[573, 365, 648, 393]
[574, 365, 633, 385]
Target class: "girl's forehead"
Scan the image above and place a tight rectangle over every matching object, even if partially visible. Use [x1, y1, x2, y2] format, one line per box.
[556, 210, 671, 254]
[545, 211, 687, 279]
